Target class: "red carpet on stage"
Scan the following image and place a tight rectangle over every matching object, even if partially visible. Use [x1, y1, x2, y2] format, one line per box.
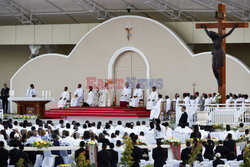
[45, 106, 150, 119]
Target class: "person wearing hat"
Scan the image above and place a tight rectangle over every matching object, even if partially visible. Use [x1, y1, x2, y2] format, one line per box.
[213, 153, 225, 167]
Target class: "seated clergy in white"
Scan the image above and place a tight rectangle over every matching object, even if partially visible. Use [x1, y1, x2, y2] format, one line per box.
[71, 83, 84, 107]
[146, 86, 158, 110]
[129, 83, 143, 108]
[26, 84, 37, 98]
[82, 86, 98, 107]
[98, 83, 109, 107]
[150, 94, 164, 120]
[120, 82, 131, 106]
[57, 87, 70, 108]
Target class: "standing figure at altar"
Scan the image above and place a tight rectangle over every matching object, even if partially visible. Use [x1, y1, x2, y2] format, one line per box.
[99, 83, 108, 107]
[82, 86, 98, 107]
[58, 87, 70, 108]
[120, 82, 131, 106]
[146, 87, 158, 110]
[129, 84, 143, 108]
[26, 84, 37, 98]
[71, 84, 84, 107]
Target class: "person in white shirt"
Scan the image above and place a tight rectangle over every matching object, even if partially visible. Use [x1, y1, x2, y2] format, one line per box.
[225, 95, 232, 108]
[195, 92, 200, 105]
[134, 121, 144, 135]
[83, 86, 98, 106]
[129, 84, 143, 108]
[150, 94, 164, 120]
[204, 94, 211, 110]
[236, 123, 245, 139]
[58, 87, 70, 108]
[162, 122, 173, 139]
[62, 131, 75, 146]
[114, 140, 124, 164]
[146, 87, 158, 110]
[223, 125, 236, 140]
[71, 84, 84, 107]
[26, 84, 37, 98]
[153, 119, 165, 142]
[120, 82, 132, 106]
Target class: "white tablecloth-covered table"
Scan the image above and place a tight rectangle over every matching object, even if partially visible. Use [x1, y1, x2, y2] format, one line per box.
[210, 131, 226, 140]
[8, 97, 54, 102]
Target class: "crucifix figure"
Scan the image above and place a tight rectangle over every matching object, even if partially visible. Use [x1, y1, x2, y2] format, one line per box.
[196, 3, 248, 103]
[125, 27, 133, 41]
[192, 82, 197, 93]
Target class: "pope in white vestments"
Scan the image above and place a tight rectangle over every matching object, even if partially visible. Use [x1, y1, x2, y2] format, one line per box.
[71, 84, 84, 107]
[150, 94, 164, 120]
[146, 87, 158, 110]
[129, 84, 143, 108]
[58, 87, 70, 108]
[26, 84, 37, 98]
[98, 83, 109, 107]
[120, 82, 132, 106]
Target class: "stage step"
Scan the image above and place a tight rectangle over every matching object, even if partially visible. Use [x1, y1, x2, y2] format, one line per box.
[45, 106, 150, 119]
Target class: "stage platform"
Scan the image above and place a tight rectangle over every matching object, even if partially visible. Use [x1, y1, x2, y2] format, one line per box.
[45, 106, 150, 119]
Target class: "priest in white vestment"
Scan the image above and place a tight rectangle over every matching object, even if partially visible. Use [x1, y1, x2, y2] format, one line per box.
[129, 84, 143, 108]
[70, 84, 84, 107]
[150, 94, 164, 120]
[58, 87, 70, 108]
[165, 95, 171, 119]
[26, 84, 37, 98]
[84, 86, 98, 106]
[120, 82, 131, 106]
[146, 87, 158, 110]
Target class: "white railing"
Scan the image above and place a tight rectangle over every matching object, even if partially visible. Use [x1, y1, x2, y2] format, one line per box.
[176, 103, 250, 126]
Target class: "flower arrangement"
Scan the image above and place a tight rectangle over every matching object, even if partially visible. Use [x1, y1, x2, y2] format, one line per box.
[212, 124, 225, 130]
[32, 140, 52, 149]
[186, 138, 200, 145]
[241, 144, 250, 167]
[121, 137, 134, 167]
[162, 138, 181, 145]
[136, 139, 147, 146]
[71, 152, 89, 167]
[3, 114, 8, 119]
[13, 114, 39, 119]
[86, 140, 98, 147]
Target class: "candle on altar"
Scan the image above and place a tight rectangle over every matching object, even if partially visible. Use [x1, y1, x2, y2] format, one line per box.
[42, 90, 44, 98]
[45, 90, 48, 98]
[48, 90, 51, 98]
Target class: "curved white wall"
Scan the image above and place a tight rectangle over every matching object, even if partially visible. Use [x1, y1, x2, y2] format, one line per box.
[11, 16, 250, 111]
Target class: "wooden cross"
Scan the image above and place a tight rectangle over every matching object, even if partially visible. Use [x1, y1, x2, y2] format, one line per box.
[196, 3, 248, 103]
[192, 82, 197, 93]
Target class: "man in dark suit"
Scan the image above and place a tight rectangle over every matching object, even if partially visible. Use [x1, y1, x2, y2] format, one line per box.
[223, 133, 237, 160]
[9, 142, 20, 166]
[131, 139, 142, 167]
[0, 141, 8, 167]
[16, 145, 30, 167]
[214, 140, 227, 158]
[213, 153, 225, 167]
[98, 143, 111, 167]
[75, 141, 89, 160]
[1, 83, 9, 114]
[181, 141, 192, 164]
[178, 106, 189, 127]
[153, 140, 167, 167]
[108, 143, 118, 167]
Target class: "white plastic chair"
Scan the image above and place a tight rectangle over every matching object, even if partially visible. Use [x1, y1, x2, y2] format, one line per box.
[60, 150, 70, 164]
[34, 154, 43, 167]
[42, 150, 55, 167]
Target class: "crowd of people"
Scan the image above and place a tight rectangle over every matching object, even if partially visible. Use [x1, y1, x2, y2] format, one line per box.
[0, 117, 248, 167]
